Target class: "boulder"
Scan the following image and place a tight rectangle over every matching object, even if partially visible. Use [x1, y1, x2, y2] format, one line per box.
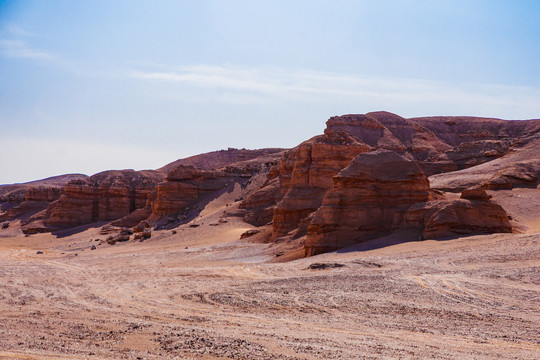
[419, 200, 512, 239]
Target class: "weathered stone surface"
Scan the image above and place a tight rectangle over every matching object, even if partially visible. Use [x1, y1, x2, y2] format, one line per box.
[239, 177, 282, 226]
[0, 174, 88, 222]
[430, 138, 540, 192]
[305, 151, 430, 255]
[43, 170, 164, 229]
[159, 148, 285, 173]
[461, 187, 492, 200]
[149, 156, 279, 224]
[267, 112, 538, 255]
[419, 200, 512, 239]
[272, 131, 371, 238]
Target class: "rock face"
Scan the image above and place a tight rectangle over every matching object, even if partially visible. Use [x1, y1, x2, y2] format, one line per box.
[306, 151, 430, 255]
[159, 148, 285, 173]
[304, 151, 512, 256]
[0, 174, 88, 222]
[3, 112, 536, 255]
[149, 159, 279, 226]
[41, 170, 164, 229]
[239, 176, 282, 226]
[252, 112, 537, 255]
[260, 112, 536, 244]
[272, 131, 371, 238]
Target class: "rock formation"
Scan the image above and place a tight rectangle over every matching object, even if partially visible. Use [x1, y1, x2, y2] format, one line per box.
[271, 131, 371, 238]
[306, 150, 431, 255]
[2, 112, 538, 257]
[0, 174, 88, 223]
[149, 155, 281, 226]
[23, 170, 164, 232]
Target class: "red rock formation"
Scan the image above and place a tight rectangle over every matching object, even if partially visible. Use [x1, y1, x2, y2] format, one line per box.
[159, 148, 285, 173]
[42, 170, 164, 229]
[150, 166, 224, 217]
[304, 151, 512, 256]
[270, 112, 538, 253]
[272, 132, 371, 238]
[419, 199, 512, 240]
[149, 155, 281, 225]
[0, 174, 88, 222]
[239, 176, 282, 226]
[305, 151, 430, 255]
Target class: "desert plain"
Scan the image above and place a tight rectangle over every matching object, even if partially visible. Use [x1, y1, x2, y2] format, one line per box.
[0, 188, 539, 359]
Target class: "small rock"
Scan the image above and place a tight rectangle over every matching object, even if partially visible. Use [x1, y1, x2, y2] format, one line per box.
[142, 228, 151, 239]
[100, 225, 117, 235]
[172, 230, 177, 235]
[120, 227, 133, 235]
[133, 220, 151, 233]
[90, 245, 97, 250]
[461, 186, 492, 201]
[36, 251, 44, 255]
[307, 262, 345, 270]
[240, 229, 260, 239]
[2, 222, 10, 229]
[189, 224, 200, 228]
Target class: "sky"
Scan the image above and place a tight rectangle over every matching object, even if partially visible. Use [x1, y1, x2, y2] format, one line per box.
[1, 0, 539, 184]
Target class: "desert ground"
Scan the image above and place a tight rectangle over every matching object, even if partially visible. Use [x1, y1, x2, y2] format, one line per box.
[1, 189, 539, 359]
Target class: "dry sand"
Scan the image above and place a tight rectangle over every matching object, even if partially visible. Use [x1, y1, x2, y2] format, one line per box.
[0, 192, 539, 359]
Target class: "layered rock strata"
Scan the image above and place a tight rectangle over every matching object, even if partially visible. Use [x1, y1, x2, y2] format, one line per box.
[305, 151, 512, 256]
[38, 170, 164, 230]
[0, 174, 88, 222]
[306, 151, 430, 255]
[260, 112, 538, 251]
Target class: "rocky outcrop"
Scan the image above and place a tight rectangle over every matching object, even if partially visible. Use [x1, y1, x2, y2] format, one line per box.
[159, 148, 285, 173]
[4, 112, 536, 253]
[239, 176, 282, 226]
[418, 199, 512, 240]
[305, 151, 430, 255]
[429, 137, 540, 192]
[304, 151, 512, 256]
[266, 112, 538, 255]
[272, 131, 371, 238]
[0, 174, 88, 222]
[149, 157, 280, 225]
[38, 170, 164, 230]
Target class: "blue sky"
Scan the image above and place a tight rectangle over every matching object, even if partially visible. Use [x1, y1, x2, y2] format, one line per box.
[1, 0, 539, 184]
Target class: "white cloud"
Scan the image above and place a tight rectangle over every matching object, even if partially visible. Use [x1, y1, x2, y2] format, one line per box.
[128, 65, 540, 118]
[0, 39, 54, 60]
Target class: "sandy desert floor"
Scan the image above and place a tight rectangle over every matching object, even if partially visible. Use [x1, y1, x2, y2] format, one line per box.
[0, 189, 539, 359]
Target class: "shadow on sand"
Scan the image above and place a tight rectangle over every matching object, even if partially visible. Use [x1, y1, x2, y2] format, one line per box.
[335, 230, 479, 254]
[52, 221, 110, 238]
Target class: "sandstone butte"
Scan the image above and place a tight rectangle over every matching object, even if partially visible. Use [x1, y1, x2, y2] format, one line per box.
[1, 112, 539, 257]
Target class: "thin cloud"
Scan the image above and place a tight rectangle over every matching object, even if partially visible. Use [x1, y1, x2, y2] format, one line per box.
[128, 65, 540, 115]
[3, 24, 38, 37]
[0, 39, 54, 60]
